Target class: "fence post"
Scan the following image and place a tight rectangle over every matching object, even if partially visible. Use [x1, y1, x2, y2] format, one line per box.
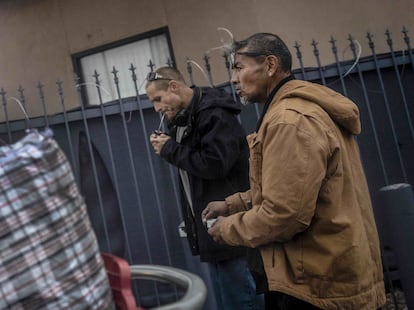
[376, 183, 414, 308]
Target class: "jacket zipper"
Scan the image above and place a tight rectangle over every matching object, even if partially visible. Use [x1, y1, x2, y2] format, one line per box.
[272, 244, 276, 267]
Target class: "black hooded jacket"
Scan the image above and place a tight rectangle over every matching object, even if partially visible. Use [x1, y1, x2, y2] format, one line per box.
[160, 86, 250, 262]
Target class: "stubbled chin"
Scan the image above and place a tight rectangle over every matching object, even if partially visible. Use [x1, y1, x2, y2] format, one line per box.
[237, 90, 250, 106]
[239, 96, 250, 106]
[164, 112, 175, 121]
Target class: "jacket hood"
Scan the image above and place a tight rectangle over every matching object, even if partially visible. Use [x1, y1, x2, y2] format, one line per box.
[192, 86, 243, 115]
[279, 81, 361, 135]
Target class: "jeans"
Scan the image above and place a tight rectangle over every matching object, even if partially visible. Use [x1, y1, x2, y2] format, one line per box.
[207, 256, 265, 310]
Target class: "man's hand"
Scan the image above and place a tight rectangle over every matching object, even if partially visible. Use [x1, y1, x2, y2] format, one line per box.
[150, 132, 171, 155]
[207, 216, 226, 244]
[201, 201, 229, 225]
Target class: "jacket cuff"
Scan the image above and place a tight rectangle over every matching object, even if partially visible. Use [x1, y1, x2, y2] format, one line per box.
[225, 190, 252, 214]
[159, 138, 175, 159]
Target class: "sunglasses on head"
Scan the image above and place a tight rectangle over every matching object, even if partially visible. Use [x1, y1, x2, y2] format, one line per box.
[146, 72, 172, 81]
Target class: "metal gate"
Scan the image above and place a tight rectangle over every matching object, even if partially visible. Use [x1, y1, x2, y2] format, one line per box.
[1, 28, 413, 309]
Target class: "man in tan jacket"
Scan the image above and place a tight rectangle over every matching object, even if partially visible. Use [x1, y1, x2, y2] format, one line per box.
[202, 33, 386, 309]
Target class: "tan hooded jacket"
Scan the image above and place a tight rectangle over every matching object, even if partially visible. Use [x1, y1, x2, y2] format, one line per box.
[220, 80, 386, 309]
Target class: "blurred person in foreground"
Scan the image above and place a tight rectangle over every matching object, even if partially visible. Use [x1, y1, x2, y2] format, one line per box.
[202, 33, 386, 310]
[147, 66, 265, 309]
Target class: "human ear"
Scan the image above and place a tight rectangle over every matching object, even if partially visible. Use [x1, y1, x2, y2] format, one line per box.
[266, 55, 279, 76]
[168, 80, 179, 92]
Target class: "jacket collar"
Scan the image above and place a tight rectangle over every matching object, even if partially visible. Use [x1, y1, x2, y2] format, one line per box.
[255, 75, 295, 132]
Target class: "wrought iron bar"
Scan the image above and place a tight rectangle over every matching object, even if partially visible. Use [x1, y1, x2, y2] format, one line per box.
[311, 39, 326, 85]
[223, 51, 237, 102]
[294, 41, 307, 80]
[402, 26, 414, 74]
[186, 57, 194, 86]
[56, 79, 78, 181]
[130, 63, 181, 304]
[293, 51, 409, 82]
[74, 75, 112, 251]
[166, 58, 174, 67]
[0, 88, 12, 143]
[91, 70, 132, 262]
[129, 63, 174, 266]
[203, 54, 214, 87]
[37, 82, 49, 128]
[328, 36, 348, 96]
[348, 34, 389, 185]
[385, 29, 414, 140]
[131, 62, 181, 302]
[367, 32, 408, 182]
[17, 85, 30, 130]
[112, 65, 162, 306]
[130, 62, 182, 217]
[148, 59, 155, 72]
[222, 52, 243, 122]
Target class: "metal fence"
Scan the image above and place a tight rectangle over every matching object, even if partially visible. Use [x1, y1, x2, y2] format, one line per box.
[1, 27, 413, 309]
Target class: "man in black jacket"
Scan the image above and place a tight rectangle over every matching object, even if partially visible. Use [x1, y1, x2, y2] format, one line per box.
[147, 66, 263, 309]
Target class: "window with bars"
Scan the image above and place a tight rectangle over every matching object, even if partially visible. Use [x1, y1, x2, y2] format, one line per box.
[73, 27, 174, 105]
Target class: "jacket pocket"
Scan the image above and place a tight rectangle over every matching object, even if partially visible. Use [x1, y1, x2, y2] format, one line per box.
[284, 240, 305, 283]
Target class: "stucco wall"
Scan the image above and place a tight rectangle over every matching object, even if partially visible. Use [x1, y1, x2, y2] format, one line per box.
[0, 0, 413, 119]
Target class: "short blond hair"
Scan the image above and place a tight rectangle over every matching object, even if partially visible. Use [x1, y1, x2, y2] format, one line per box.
[146, 66, 186, 90]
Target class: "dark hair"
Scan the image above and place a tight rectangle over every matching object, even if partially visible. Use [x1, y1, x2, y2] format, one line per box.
[232, 33, 292, 72]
